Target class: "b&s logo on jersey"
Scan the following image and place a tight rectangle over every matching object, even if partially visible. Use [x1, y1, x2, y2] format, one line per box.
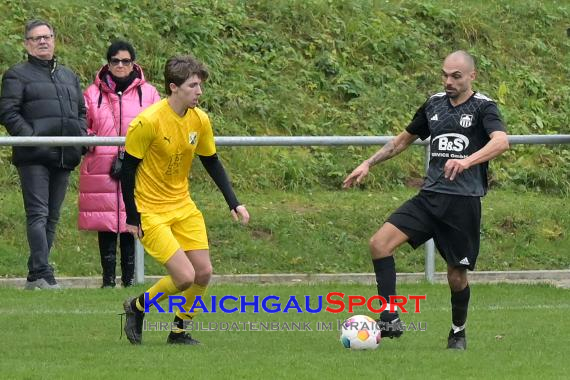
[459, 114, 473, 128]
[431, 133, 469, 159]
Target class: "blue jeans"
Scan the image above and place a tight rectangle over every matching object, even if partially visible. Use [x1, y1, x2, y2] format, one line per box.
[17, 165, 71, 281]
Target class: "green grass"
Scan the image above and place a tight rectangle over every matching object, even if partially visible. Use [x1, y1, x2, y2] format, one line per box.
[0, 0, 568, 276]
[0, 0, 569, 193]
[0, 283, 568, 379]
[0, 170, 568, 277]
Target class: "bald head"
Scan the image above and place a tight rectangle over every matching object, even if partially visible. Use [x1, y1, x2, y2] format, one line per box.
[441, 51, 476, 104]
[444, 50, 475, 72]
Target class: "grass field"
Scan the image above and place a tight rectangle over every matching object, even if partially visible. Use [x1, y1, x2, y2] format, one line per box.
[1, 283, 568, 379]
[0, 184, 568, 278]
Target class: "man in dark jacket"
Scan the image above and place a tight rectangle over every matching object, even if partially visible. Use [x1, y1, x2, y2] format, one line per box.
[0, 19, 86, 289]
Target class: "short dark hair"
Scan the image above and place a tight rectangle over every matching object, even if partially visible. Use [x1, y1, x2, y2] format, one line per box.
[106, 40, 136, 62]
[164, 55, 209, 95]
[24, 19, 54, 39]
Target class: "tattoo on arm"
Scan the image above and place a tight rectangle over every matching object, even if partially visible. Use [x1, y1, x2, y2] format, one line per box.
[366, 139, 398, 166]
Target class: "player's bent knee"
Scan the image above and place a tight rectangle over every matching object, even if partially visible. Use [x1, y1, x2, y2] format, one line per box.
[369, 235, 393, 259]
[195, 265, 213, 285]
[174, 272, 195, 291]
[447, 269, 468, 291]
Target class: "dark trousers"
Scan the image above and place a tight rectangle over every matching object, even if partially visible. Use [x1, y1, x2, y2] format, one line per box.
[17, 165, 70, 281]
[98, 231, 135, 286]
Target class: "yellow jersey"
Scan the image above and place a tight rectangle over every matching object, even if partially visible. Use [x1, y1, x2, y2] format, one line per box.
[125, 99, 216, 213]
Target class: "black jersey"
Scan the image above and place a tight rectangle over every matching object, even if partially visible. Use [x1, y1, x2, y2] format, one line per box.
[406, 92, 506, 197]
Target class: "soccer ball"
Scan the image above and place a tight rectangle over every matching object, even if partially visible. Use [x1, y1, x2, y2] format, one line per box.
[340, 314, 381, 350]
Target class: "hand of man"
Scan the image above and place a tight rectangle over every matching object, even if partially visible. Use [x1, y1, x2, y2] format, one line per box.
[342, 161, 370, 188]
[126, 223, 143, 238]
[444, 159, 470, 181]
[231, 205, 250, 225]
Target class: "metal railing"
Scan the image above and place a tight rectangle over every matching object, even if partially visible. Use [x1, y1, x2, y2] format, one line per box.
[2, 134, 569, 146]
[1, 134, 569, 283]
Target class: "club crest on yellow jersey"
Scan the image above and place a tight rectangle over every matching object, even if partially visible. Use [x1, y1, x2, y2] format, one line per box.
[189, 132, 198, 145]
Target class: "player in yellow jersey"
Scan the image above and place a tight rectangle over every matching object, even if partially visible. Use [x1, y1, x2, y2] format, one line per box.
[121, 55, 250, 345]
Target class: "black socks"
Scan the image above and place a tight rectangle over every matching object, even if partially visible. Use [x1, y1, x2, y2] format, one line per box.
[372, 256, 398, 321]
[451, 285, 470, 332]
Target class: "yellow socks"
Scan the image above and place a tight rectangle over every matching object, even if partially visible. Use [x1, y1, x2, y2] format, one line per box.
[135, 275, 179, 312]
[175, 283, 208, 321]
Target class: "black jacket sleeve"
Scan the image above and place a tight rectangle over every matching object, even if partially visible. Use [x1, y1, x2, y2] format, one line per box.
[199, 154, 240, 211]
[120, 152, 142, 226]
[0, 68, 34, 136]
[75, 75, 87, 136]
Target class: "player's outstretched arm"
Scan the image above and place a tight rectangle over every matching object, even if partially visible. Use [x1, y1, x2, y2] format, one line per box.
[343, 131, 418, 188]
[444, 131, 509, 181]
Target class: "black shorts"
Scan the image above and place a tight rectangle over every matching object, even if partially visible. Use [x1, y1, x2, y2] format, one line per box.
[386, 190, 481, 270]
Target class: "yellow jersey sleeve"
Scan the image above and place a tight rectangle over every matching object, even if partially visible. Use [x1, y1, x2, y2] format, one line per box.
[125, 115, 156, 159]
[194, 110, 216, 157]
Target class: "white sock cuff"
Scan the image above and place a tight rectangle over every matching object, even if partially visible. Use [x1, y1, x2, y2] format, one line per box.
[385, 303, 398, 313]
[452, 324, 466, 334]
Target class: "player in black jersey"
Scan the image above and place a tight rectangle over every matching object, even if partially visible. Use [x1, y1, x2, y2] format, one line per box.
[343, 51, 509, 350]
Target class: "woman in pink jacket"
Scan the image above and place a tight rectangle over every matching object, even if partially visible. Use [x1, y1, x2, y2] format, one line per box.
[79, 41, 160, 288]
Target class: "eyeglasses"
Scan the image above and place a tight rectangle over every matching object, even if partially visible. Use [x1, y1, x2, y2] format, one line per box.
[26, 34, 54, 43]
[109, 58, 133, 66]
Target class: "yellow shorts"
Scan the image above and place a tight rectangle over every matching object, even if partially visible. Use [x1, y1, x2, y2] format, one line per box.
[140, 203, 209, 265]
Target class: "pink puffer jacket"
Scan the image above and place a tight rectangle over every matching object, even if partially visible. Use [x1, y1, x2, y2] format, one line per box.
[78, 64, 160, 232]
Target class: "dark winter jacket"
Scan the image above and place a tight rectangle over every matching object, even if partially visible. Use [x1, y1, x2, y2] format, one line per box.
[0, 54, 87, 169]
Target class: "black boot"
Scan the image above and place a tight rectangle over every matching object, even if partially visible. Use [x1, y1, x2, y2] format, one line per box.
[120, 232, 135, 287]
[98, 232, 117, 288]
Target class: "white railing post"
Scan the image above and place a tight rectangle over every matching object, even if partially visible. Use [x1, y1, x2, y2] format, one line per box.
[134, 240, 145, 285]
[424, 144, 436, 283]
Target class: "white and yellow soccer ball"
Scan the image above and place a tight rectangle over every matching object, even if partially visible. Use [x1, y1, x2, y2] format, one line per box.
[340, 314, 381, 350]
